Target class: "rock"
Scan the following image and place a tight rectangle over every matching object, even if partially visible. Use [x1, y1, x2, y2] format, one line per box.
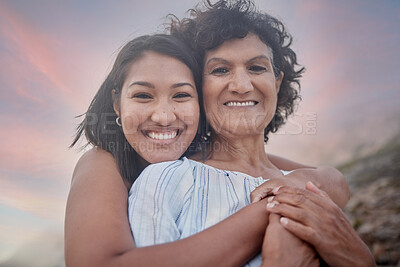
[340, 140, 400, 266]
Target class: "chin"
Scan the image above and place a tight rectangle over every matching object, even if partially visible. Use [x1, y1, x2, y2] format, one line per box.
[144, 152, 183, 164]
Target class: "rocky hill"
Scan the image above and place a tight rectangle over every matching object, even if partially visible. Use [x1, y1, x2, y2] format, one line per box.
[340, 136, 400, 266]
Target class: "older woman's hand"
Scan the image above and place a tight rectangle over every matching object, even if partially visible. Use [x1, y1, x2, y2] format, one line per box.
[266, 182, 376, 267]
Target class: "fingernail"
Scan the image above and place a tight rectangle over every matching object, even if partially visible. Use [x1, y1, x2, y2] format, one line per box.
[272, 186, 281, 194]
[267, 196, 274, 203]
[310, 181, 319, 190]
[280, 217, 288, 225]
[267, 202, 275, 209]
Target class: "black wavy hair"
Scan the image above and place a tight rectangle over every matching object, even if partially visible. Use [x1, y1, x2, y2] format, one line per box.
[71, 34, 203, 186]
[170, 0, 304, 142]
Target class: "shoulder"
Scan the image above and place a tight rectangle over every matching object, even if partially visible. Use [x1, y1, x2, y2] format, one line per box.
[267, 153, 314, 171]
[71, 147, 127, 190]
[73, 148, 117, 178]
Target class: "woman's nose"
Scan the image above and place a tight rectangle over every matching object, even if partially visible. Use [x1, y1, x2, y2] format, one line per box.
[228, 70, 254, 94]
[150, 102, 177, 126]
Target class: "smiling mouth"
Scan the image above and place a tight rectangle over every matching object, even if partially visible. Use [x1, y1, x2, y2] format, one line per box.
[224, 101, 258, 107]
[144, 130, 179, 140]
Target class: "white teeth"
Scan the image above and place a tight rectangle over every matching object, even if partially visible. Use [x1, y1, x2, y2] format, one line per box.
[226, 101, 256, 107]
[147, 131, 178, 140]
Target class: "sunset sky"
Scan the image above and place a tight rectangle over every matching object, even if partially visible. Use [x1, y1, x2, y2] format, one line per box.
[0, 0, 399, 265]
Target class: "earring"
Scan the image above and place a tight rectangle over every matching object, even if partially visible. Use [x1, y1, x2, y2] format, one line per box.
[264, 133, 269, 143]
[116, 117, 122, 126]
[271, 114, 276, 131]
[200, 120, 211, 143]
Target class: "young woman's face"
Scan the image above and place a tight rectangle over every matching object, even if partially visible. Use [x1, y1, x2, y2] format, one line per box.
[115, 51, 199, 163]
[202, 33, 282, 139]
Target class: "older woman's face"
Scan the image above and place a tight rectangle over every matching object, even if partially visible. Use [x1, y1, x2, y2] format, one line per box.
[114, 51, 199, 163]
[202, 33, 282, 139]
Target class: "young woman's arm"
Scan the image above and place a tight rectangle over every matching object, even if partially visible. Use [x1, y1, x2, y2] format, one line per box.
[65, 148, 270, 267]
[261, 213, 320, 267]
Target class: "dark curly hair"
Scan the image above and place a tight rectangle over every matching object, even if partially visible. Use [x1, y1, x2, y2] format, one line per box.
[170, 0, 304, 142]
[71, 34, 203, 186]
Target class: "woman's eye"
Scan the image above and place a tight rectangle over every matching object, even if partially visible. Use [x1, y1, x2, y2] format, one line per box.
[173, 93, 191, 99]
[210, 67, 229, 75]
[249, 65, 266, 72]
[133, 93, 152, 99]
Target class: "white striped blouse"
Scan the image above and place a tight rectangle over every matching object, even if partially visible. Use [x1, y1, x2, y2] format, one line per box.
[128, 157, 291, 266]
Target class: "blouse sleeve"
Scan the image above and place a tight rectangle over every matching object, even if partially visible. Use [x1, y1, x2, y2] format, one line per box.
[128, 159, 194, 247]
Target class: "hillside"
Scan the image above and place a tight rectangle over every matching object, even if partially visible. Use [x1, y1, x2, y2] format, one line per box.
[339, 136, 400, 266]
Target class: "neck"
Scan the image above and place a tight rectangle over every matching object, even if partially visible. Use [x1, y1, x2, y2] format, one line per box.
[205, 133, 278, 177]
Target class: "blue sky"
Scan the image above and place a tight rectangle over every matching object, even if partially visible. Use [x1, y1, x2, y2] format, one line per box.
[0, 0, 399, 265]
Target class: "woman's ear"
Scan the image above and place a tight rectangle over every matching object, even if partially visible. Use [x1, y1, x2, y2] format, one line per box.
[112, 89, 120, 117]
[275, 71, 284, 93]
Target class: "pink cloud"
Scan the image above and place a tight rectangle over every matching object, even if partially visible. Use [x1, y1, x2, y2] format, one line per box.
[15, 85, 44, 104]
[0, 120, 76, 219]
[0, 2, 94, 111]
[0, 120, 77, 175]
[0, 3, 67, 92]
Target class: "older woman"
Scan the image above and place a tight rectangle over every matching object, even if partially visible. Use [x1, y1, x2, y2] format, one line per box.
[128, 0, 374, 266]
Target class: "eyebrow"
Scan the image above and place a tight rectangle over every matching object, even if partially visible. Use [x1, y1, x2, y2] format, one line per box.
[128, 81, 194, 90]
[205, 57, 230, 66]
[206, 55, 272, 66]
[128, 81, 154, 88]
[247, 55, 271, 63]
[172, 82, 195, 90]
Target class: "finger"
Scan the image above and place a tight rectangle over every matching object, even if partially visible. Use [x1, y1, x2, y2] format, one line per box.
[268, 193, 319, 214]
[273, 185, 308, 196]
[280, 217, 321, 246]
[272, 186, 281, 194]
[306, 181, 329, 198]
[266, 202, 314, 226]
[251, 196, 262, 203]
[274, 186, 331, 208]
[267, 196, 274, 203]
[271, 191, 337, 222]
[269, 212, 281, 223]
[269, 192, 346, 243]
[251, 187, 273, 203]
